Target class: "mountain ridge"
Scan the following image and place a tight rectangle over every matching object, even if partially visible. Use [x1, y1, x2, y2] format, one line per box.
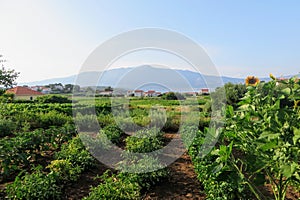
[19, 65, 276, 90]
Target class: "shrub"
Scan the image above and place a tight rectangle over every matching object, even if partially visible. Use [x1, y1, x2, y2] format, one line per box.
[74, 113, 99, 132]
[35, 95, 72, 103]
[161, 92, 185, 100]
[97, 113, 115, 127]
[55, 136, 94, 170]
[36, 111, 71, 129]
[125, 128, 163, 153]
[83, 171, 141, 200]
[118, 154, 169, 189]
[47, 159, 82, 183]
[101, 124, 124, 144]
[6, 168, 61, 200]
[0, 118, 16, 137]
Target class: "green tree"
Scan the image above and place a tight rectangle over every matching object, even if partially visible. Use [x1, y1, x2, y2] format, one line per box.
[104, 86, 113, 91]
[0, 55, 19, 88]
[162, 92, 185, 100]
[212, 83, 247, 109]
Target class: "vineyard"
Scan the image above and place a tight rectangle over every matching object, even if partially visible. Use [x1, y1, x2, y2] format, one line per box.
[0, 77, 299, 199]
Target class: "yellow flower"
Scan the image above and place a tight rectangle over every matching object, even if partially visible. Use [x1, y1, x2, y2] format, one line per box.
[245, 76, 260, 86]
[269, 73, 276, 80]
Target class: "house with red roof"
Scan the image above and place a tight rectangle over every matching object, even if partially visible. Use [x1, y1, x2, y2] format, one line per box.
[144, 90, 161, 97]
[5, 86, 44, 100]
[200, 88, 210, 95]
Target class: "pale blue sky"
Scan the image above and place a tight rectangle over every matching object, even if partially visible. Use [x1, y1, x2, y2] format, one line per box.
[0, 0, 299, 82]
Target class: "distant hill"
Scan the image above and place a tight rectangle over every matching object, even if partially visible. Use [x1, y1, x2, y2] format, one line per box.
[19, 65, 273, 91]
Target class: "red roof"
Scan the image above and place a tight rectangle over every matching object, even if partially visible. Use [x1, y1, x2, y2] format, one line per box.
[6, 86, 43, 96]
[147, 90, 156, 94]
[134, 90, 144, 92]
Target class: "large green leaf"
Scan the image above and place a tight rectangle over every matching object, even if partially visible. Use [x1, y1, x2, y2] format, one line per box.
[293, 127, 300, 145]
[282, 87, 291, 95]
[280, 162, 298, 179]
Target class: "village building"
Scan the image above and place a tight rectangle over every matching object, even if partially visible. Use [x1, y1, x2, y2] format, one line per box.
[6, 86, 44, 100]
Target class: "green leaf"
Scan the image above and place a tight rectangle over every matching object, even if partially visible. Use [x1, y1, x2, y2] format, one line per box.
[258, 140, 278, 151]
[280, 162, 298, 179]
[227, 105, 234, 117]
[282, 88, 291, 96]
[259, 132, 280, 140]
[293, 127, 300, 145]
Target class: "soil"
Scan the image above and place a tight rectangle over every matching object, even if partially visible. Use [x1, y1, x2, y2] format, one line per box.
[62, 132, 206, 200]
[1, 132, 299, 200]
[142, 133, 206, 200]
[142, 153, 205, 200]
[61, 161, 112, 200]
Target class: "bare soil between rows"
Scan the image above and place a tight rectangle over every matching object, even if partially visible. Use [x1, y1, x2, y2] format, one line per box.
[63, 132, 206, 200]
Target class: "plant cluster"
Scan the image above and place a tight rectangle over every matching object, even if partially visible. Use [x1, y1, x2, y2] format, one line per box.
[0, 125, 75, 181]
[186, 77, 300, 199]
[85, 127, 168, 199]
[6, 136, 95, 199]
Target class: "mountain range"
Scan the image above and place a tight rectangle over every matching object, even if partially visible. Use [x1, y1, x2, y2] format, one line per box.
[20, 65, 272, 91]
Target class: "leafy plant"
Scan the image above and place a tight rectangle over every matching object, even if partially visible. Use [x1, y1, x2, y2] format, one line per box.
[83, 171, 141, 200]
[0, 118, 16, 137]
[35, 95, 72, 103]
[55, 136, 95, 170]
[46, 159, 82, 182]
[74, 113, 99, 132]
[125, 128, 163, 153]
[117, 154, 169, 189]
[6, 167, 61, 200]
[101, 124, 124, 144]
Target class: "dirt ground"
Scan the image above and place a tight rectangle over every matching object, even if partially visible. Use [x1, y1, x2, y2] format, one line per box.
[2, 132, 299, 200]
[63, 132, 206, 200]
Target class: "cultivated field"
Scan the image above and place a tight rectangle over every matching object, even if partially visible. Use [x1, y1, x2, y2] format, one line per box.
[0, 78, 299, 199]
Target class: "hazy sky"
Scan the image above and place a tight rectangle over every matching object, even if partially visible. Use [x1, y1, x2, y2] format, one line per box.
[1, 0, 300, 83]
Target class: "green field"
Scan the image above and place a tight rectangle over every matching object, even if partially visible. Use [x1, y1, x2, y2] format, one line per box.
[0, 78, 299, 199]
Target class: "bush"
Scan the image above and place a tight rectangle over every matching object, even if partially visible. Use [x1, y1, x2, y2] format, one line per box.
[118, 154, 169, 189]
[83, 171, 141, 200]
[36, 111, 71, 129]
[125, 128, 163, 153]
[0, 118, 16, 137]
[55, 136, 95, 170]
[161, 92, 185, 100]
[101, 124, 124, 144]
[35, 95, 72, 103]
[97, 113, 115, 127]
[6, 169, 61, 200]
[0, 93, 14, 103]
[75, 113, 99, 132]
[47, 159, 82, 183]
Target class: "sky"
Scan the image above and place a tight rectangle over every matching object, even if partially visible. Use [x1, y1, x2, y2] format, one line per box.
[0, 0, 300, 83]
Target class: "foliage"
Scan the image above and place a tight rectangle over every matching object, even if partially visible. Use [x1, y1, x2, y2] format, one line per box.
[222, 77, 300, 199]
[46, 159, 82, 183]
[125, 128, 163, 153]
[212, 83, 247, 109]
[6, 168, 60, 200]
[189, 77, 300, 200]
[0, 55, 19, 88]
[0, 118, 17, 137]
[35, 95, 72, 103]
[0, 93, 14, 103]
[54, 136, 95, 170]
[83, 171, 141, 200]
[35, 111, 72, 129]
[0, 125, 75, 181]
[161, 92, 185, 100]
[101, 124, 124, 144]
[74, 113, 99, 132]
[117, 154, 169, 189]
